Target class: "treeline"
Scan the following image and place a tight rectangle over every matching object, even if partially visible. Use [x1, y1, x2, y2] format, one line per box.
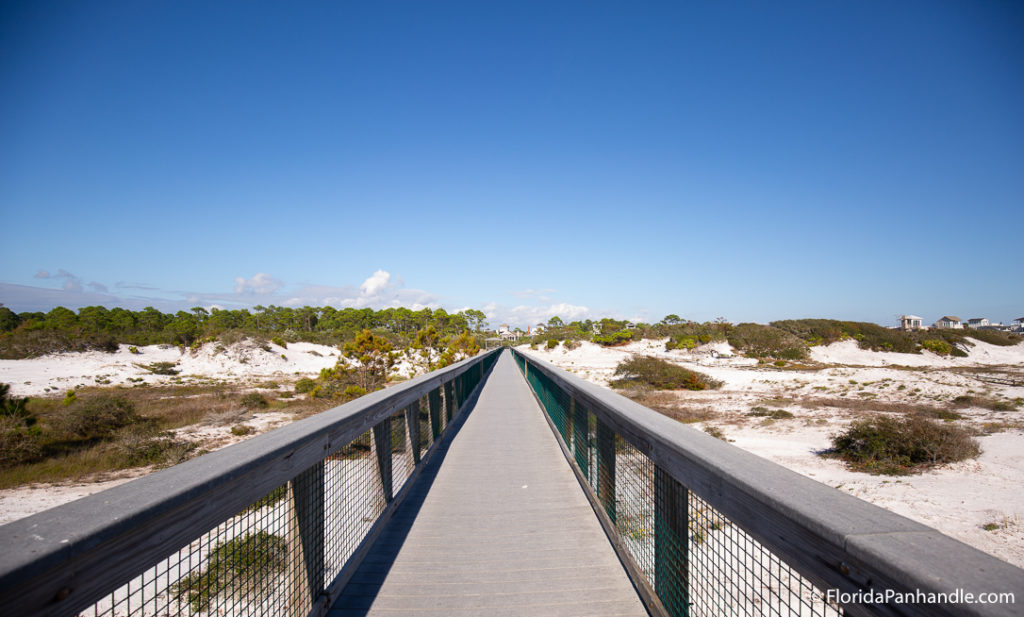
[534, 315, 1021, 361]
[2, 304, 1020, 362]
[0, 305, 487, 359]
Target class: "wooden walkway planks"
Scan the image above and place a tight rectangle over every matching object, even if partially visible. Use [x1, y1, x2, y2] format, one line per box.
[329, 351, 648, 617]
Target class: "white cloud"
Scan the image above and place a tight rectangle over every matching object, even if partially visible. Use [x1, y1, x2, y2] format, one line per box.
[234, 273, 284, 295]
[273, 271, 437, 311]
[34, 270, 51, 279]
[88, 281, 109, 293]
[487, 302, 592, 327]
[359, 270, 392, 296]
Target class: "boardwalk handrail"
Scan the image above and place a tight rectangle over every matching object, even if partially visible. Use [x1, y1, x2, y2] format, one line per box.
[511, 349, 1023, 617]
[0, 347, 501, 617]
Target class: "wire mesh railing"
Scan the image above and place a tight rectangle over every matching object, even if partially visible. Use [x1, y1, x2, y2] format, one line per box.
[0, 348, 500, 617]
[511, 349, 1024, 617]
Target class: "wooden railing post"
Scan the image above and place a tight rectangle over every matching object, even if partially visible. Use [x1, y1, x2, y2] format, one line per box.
[372, 418, 393, 503]
[405, 401, 421, 464]
[655, 466, 689, 617]
[428, 388, 442, 440]
[596, 419, 616, 523]
[288, 461, 325, 617]
[443, 380, 455, 422]
[457, 375, 465, 410]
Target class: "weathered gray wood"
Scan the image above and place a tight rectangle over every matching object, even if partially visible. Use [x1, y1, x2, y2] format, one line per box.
[0, 348, 500, 617]
[513, 350, 1024, 617]
[330, 352, 646, 617]
[428, 388, 442, 440]
[443, 380, 455, 423]
[405, 402, 421, 465]
[289, 461, 326, 617]
[372, 417, 393, 504]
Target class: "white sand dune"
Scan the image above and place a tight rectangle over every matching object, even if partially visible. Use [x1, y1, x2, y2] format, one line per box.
[2, 337, 1022, 567]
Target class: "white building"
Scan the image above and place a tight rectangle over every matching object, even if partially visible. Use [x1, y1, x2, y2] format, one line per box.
[499, 329, 521, 341]
[900, 315, 923, 331]
[934, 316, 963, 329]
[966, 318, 990, 329]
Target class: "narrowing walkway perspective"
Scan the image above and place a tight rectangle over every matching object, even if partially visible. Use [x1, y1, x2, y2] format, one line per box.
[329, 352, 648, 616]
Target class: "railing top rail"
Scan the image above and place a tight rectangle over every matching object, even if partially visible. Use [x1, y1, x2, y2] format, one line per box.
[0, 347, 500, 611]
[513, 349, 1024, 617]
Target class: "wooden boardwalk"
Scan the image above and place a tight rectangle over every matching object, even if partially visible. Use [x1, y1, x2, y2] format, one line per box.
[329, 352, 648, 617]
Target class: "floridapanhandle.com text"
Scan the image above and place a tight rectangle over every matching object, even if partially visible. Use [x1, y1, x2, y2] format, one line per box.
[827, 588, 1015, 606]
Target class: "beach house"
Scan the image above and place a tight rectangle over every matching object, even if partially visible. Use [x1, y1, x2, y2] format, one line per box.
[966, 318, 990, 329]
[934, 316, 963, 329]
[899, 315, 923, 331]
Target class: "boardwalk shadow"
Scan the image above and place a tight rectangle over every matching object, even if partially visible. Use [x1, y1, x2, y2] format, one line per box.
[329, 373, 488, 615]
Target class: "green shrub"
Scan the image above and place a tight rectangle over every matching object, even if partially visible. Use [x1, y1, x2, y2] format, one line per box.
[920, 339, 952, 356]
[593, 330, 633, 346]
[916, 408, 963, 421]
[610, 356, 723, 391]
[0, 416, 43, 467]
[271, 336, 287, 348]
[62, 390, 77, 406]
[953, 395, 1020, 411]
[964, 329, 1022, 346]
[139, 361, 179, 375]
[771, 319, 920, 353]
[0, 384, 33, 427]
[727, 323, 808, 360]
[666, 335, 698, 351]
[343, 385, 367, 398]
[230, 425, 253, 436]
[172, 531, 287, 612]
[546, 339, 559, 349]
[112, 427, 196, 467]
[828, 416, 980, 475]
[294, 378, 316, 394]
[128, 346, 140, 354]
[746, 407, 794, 419]
[240, 393, 268, 410]
[66, 396, 148, 439]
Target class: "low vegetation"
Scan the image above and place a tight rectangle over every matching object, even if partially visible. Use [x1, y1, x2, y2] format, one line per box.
[952, 395, 1021, 412]
[770, 318, 1021, 354]
[610, 356, 722, 391]
[726, 323, 808, 360]
[0, 304, 489, 359]
[240, 393, 269, 410]
[0, 390, 201, 486]
[747, 407, 794, 419]
[0, 382, 336, 488]
[827, 416, 980, 475]
[593, 330, 633, 346]
[172, 531, 287, 612]
[623, 390, 717, 423]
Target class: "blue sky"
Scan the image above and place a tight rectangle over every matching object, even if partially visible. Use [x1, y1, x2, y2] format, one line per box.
[2, 1, 1022, 328]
